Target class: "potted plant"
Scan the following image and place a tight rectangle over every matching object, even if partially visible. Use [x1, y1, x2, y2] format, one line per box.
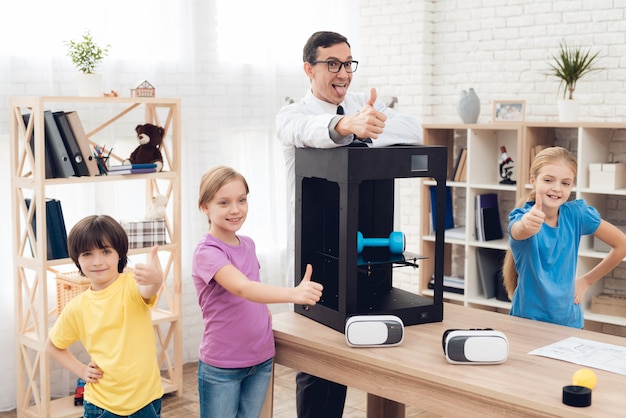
[65, 29, 110, 96]
[547, 41, 600, 122]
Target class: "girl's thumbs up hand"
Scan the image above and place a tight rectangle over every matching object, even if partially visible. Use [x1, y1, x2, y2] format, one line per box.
[522, 193, 545, 235]
[294, 264, 323, 306]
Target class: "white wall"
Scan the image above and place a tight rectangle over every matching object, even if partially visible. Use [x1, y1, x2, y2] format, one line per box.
[3, 0, 626, 411]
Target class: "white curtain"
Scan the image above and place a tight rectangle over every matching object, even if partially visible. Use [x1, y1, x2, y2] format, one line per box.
[0, 0, 358, 411]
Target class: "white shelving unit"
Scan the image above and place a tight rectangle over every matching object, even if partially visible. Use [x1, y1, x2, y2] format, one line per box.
[9, 96, 183, 417]
[420, 121, 626, 329]
[525, 122, 626, 328]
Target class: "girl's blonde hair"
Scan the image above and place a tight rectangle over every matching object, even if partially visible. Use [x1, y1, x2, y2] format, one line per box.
[198, 166, 249, 223]
[501, 146, 577, 298]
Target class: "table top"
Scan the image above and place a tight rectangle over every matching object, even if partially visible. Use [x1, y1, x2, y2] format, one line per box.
[272, 303, 626, 418]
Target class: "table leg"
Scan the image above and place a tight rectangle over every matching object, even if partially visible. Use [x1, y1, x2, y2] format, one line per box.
[367, 393, 405, 418]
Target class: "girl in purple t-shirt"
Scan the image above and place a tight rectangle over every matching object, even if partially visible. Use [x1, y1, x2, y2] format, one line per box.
[192, 165, 323, 418]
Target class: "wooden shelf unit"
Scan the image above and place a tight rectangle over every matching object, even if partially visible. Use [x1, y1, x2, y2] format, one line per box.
[420, 121, 626, 329]
[9, 96, 183, 417]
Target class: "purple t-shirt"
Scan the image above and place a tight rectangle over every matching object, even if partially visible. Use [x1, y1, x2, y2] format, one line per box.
[192, 234, 275, 368]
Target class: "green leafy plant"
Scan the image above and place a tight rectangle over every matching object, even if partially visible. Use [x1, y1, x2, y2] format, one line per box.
[547, 41, 600, 100]
[64, 29, 110, 74]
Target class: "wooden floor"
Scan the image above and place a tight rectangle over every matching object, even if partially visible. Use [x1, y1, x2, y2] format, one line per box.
[0, 362, 439, 417]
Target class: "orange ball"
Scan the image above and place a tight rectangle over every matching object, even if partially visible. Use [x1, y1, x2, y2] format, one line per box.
[572, 368, 597, 389]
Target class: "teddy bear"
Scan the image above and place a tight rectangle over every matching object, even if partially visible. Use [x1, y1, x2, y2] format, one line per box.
[124, 123, 164, 171]
[146, 194, 168, 220]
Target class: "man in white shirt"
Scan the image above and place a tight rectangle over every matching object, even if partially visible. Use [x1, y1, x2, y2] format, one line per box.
[275, 30, 422, 418]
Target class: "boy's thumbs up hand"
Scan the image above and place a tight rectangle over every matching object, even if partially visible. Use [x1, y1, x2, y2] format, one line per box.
[134, 245, 163, 286]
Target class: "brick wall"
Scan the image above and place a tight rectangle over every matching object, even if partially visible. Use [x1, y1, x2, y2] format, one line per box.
[356, 0, 626, 332]
[356, 0, 626, 124]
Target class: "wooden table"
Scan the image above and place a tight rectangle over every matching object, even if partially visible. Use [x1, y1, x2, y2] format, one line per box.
[261, 303, 626, 418]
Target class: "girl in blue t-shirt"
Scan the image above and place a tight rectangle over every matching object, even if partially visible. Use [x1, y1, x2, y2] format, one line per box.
[192, 165, 323, 418]
[503, 147, 626, 328]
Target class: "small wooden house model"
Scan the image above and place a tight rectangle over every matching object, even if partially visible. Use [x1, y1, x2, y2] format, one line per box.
[131, 80, 156, 97]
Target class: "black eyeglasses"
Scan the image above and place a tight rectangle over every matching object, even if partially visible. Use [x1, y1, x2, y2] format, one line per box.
[310, 60, 359, 73]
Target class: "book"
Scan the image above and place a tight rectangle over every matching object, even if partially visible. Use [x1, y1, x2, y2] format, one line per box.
[475, 193, 503, 241]
[107, 163, 157, 171]
[43, 110, 75, 178]
[24, 198, 52, 260]
[106, 167, 157, 175]
[430, 186, 454, 233]
[48, 198, 69, 259]
[481, 207, 504, 241]
[454, 148, 467, 182]
[24, 198, 69, 260]
[450, 147, 465, 181]
[476, 248, 505, 299]
[428, 275, 464, 294]
[53, 111, 90, 176]
[23, 113, 56, 179]
[458, 149, 467, 182]
[530, 144, 549, 163]
[65, 111, 100, 176]
[445, 226, 466, 240]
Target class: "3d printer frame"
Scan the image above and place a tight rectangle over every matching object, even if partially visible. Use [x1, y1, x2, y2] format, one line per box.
[294, 145, 447, 332]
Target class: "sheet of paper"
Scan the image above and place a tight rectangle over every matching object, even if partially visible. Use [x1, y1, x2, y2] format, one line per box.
[529, 336, 626, 375]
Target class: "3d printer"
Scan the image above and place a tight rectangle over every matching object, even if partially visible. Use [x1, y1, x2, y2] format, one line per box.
[294, 146, 446, 332]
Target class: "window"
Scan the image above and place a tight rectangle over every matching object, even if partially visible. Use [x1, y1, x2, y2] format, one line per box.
[215, 0, 358, 66]
[1, 0, 184, 60]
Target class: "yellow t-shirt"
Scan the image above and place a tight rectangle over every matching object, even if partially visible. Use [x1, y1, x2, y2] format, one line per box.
[50, 272, 163, 415]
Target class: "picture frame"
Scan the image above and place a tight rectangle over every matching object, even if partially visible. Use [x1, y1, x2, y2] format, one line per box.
[492, 100, 525, 123]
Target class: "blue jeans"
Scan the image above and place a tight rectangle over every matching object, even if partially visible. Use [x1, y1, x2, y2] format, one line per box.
[83, 398, 161, 418]
[197, 358, 273, 418]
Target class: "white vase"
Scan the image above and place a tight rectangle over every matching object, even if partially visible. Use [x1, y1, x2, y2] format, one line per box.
[76, 73, 103, 97]
[456, 88, 480, 124]
[557, 99, 579, 122]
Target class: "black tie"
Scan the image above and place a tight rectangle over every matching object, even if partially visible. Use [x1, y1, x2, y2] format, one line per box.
[337, 105, 344, 115]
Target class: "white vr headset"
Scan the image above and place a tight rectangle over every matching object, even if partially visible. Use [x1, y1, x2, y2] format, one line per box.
[345, 315, 404, 347]
[442, 328, 509, 364]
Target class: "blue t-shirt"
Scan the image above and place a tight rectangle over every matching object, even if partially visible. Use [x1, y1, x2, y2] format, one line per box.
[508, 199, 600, 328]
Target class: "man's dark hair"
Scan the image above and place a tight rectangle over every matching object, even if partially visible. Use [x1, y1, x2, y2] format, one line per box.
[303, 31, 351, 63]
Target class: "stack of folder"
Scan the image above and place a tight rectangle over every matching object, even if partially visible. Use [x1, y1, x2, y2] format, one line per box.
[23, 110, 159, 178]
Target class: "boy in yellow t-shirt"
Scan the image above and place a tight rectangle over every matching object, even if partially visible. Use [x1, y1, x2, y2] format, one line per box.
[47, 215, 164, 417]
